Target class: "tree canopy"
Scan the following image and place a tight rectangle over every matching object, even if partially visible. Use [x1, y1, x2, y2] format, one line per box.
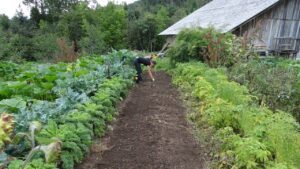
[0, 0, 210, 61]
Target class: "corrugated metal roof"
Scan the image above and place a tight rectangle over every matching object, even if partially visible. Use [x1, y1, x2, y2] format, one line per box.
[159, 0, 280, 35]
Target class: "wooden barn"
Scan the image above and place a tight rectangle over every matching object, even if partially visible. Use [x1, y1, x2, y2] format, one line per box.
[159, 0, 300, 57]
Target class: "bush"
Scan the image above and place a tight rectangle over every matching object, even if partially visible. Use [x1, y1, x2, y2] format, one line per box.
[32, 32, 61, 61]
[166, 28, 248, 67]
[228, 59, 300, 121]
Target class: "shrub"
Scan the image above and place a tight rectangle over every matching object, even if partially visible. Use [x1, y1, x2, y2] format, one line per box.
[166, 28, 248, 67]
[32, 33, 61, 62]
[228, 59, 300, 121]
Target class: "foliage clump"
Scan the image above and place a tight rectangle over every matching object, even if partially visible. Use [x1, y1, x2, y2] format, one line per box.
[228, 58, 300, 121]
[159, 60, 300, 169]
[0, 50, 136, 168]
[166, 28, 250, 67]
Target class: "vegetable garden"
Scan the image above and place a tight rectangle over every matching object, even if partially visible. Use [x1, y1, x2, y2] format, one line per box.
[156, 27, 300, 169]
[1, 0, 299, 168]
[158, 60, 300, 168]
[1, 26, 300, 169]
[0, 50, 136, 169]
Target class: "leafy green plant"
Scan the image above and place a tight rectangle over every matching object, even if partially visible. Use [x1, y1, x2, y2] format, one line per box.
[0, 50, 135, 168]
[0, 62, 19, 81]
[228, 59, 300, 121]
[36, 120, 88, 168]
[8, 159, 58, 169]
[166, 28, 249, 67]
[165, 61, 300, 168]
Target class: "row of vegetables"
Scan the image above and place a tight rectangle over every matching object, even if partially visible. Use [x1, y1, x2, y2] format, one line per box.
[0, 50, 136, 168]
[158, 59, 300, 169]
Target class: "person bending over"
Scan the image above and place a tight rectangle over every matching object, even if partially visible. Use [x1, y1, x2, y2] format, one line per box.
[134, 55, 156, 83]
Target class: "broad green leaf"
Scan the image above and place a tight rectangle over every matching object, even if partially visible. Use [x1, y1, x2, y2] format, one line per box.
[0, 98, 26, 113]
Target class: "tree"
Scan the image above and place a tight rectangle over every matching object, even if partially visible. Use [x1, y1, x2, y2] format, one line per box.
[79, 21, 106, 54]
[0, 14, 10, 31]
[171, 8, 186, 23]
[32, 31, 60, 61]
[97, 2, 128, 50]
[10, 34, 35, 61]
[0, 28, 10, 60]
[58, 4, 89, 52]
[23, 0, 89, 22]
[127, 8, 170, 51]
[9, 12, 36, 61]
[0, 0, 213, 61]
[155, 7, 170, 50]
[126, 0, 211, 51]
[30, 7, 46, 27]
[10, 12, 35, 36]
[132, 13, 158, 51]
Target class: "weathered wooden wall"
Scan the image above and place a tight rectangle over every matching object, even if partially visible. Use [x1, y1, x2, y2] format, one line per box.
[233, 0, 300, 56]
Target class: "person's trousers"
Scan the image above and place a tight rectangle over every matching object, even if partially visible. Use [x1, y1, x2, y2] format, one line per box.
[134, 59, 142, 82]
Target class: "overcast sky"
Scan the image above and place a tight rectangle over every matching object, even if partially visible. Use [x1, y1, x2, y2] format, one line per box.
[0, 0, 138, 18]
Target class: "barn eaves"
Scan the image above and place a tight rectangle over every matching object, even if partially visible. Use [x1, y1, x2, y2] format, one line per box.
[159, 0, 280, 35]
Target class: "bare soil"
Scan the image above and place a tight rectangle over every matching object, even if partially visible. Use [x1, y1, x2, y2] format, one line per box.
[76, 72, 207, 169]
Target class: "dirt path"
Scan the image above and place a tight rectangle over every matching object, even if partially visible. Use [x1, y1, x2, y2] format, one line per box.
[76, 72, 207, 169]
